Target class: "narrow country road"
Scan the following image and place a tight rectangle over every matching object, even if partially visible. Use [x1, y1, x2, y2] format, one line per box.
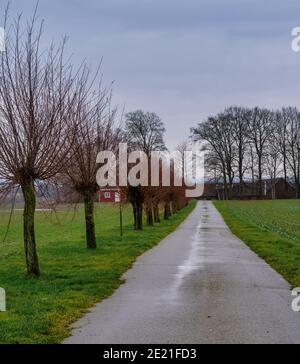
[64, 201, 300, 344]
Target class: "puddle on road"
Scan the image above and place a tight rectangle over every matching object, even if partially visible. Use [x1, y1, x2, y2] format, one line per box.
[168, 205, 209, 301]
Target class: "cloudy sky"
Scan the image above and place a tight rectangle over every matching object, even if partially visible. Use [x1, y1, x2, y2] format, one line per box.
[2, 0, 300, 149]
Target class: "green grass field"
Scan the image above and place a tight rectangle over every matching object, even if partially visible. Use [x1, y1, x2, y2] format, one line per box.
[0, 201, 196, 344]
[214, 199, 300, 288]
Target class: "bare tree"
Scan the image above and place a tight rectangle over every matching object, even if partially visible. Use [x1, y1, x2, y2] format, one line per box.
[276, 109, 289, 190]
[176, 140, 190, 184]
[61, 71, 120, 248]
[0, 11, 76, 276]
[124, 110, 166, 229]
[266, 118, 282, 199]
[227, 106, 250, 194]
[248, 107, 273, 199]
[283, 107, 300, 198]
[192, 114, 235, 199]
[125, 110, 166, 155]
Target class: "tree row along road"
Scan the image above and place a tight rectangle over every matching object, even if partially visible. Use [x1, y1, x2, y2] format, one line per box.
[65, 201, 300, 344]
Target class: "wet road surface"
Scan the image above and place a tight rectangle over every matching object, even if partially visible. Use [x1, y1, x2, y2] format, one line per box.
[64, 201, 300, 344]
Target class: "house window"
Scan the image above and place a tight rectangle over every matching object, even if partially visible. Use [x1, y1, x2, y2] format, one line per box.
[104, 192, 111, 199]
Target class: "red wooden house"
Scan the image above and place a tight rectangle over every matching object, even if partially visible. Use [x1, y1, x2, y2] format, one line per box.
[99, 188, 125, 203]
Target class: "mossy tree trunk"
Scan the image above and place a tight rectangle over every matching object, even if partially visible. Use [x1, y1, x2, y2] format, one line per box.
[21, 178, 40, 277]
[171, 201, 178, 214]
[84, 192, 97, 249]
[164, 201, 171, 220]
[153, 204, 160, 223]
[146, 204, 154, 226]
[128, 186, 144, 230]
[133, 201, 143, 230]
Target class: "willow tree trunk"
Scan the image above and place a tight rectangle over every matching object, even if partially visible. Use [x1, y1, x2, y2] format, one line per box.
[133, 201, 143, 230]
[21, 179, 40, 276]
[146, 205, 154, 226]
[172, 201, 179, 213]
[170, 202, 174, 215]
[84, 192, 97, 249]
[164, 201, 171, 220]
[153, 204, 160, 223]
[128, 186, 144, 230]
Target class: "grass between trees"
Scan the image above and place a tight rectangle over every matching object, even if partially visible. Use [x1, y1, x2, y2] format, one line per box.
[214, 199, 300, 288]
[0, 200, 196, 344]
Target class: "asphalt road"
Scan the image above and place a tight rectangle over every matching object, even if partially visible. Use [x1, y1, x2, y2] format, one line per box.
[64, 201, 300, 344]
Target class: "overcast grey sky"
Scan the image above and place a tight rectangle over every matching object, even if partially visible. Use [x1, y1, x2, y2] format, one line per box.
[2, 0, 300, 149]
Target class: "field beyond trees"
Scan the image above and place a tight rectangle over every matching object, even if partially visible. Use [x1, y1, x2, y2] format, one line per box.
[214, 200, 300, 288]
[0, 201, 196, 344]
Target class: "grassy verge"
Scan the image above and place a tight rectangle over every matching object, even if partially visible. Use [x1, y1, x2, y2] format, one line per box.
[0, 201, 196, 343]
[214, 200, 300, 288]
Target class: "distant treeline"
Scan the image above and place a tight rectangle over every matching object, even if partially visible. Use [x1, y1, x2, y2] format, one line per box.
[192, 106, 300, 200]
